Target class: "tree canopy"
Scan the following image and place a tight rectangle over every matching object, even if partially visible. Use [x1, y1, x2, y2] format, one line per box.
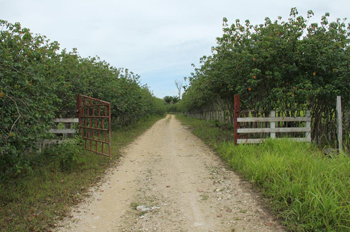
[182, 8, 350, 114]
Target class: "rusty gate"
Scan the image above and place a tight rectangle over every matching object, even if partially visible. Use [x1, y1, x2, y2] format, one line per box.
[77, 95, 111, 156]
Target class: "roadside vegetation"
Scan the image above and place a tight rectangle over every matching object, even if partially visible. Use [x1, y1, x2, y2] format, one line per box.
[0, 19, 166, 177]
[181, 8, 350, 145]
[176, 114, 350, 231]
[0, 19, 166, 231]
[163, 95, 183, 113]
[0, 115, 164, 232]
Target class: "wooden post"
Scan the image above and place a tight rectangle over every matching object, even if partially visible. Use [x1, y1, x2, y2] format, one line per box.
[76, 95, 82, 138]
[337, 96, 343, 152]
[234, 94, 240, 145]
[76, 94, 81, 118]
[270, 111, 276, 139]
[306, 110, 311, 141]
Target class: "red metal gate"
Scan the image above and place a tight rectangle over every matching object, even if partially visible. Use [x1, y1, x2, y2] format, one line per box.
[77, 95, 111, 156]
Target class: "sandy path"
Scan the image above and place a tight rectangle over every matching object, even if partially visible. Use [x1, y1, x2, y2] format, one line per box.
[57, 115, 284, 232]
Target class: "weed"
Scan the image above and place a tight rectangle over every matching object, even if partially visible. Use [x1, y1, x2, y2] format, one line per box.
[130, 202, 139, 210]
[138, 211, 147, 216]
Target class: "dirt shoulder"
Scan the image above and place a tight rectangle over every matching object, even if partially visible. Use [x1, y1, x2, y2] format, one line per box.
[56, 115, 284, 231]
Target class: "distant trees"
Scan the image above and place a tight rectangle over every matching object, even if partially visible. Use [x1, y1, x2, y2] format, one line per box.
[163, 95, 179, 104]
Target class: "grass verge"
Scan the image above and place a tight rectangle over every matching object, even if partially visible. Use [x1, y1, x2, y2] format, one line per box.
[176, 114, 350, 231]
[0, 115, 164, 232]
[175, 114, 233, 148]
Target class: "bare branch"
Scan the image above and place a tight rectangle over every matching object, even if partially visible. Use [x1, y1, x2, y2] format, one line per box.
[175, 79, 183, 99]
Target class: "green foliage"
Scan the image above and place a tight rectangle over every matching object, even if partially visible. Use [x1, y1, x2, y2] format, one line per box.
[163, 95, 180, 104]
[166, 101, 185, 113]
[220, 140, 350, 231]
[166, 103, 181, 113]
[149, 97, 167, 116]
[0, 20, 60, 176]
[182, 8, 350, 121]
[171, 96, 180, 104]
[163, 95, 172, 104]
[42, 139, 83, 172]
[163, 96, 183, 113]
[0, 20, 164, 176]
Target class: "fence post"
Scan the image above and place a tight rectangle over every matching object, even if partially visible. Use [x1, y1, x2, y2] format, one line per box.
[337, 96, 343, 152]
[234, 94, 240, 145]
[77, 94, 82, 138]
[270, 111, 276, 139]
[306, 110, 311, 141]
[76, 94, 81, 118]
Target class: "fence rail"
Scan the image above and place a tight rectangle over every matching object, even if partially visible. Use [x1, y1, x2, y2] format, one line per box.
[236, 110, 311, 144]
[38, 118, 79, 151]
[185, 95, 349, 149]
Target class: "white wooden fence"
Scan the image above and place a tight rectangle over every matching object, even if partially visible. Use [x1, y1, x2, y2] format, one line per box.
[236, 110, 311, 144]
[39, 118, 79, 150]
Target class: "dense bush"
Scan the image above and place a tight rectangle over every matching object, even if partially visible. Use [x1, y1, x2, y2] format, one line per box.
[0, 20, 165, 176]
[182, 8, 350, 142]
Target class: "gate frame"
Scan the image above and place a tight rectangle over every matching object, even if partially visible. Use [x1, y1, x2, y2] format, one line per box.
[77, 94, 111, 156]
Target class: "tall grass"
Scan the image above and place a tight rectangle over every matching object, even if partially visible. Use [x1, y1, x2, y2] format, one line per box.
[176, 114, 350, 231]
[222, 140, 350, 231]
[175, 114, 233, 148]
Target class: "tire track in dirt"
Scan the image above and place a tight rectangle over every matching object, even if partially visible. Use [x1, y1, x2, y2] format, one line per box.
[56, 115, 284, 231]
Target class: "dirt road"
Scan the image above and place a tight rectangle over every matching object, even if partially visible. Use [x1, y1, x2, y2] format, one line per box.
[57, 115, 284, 231]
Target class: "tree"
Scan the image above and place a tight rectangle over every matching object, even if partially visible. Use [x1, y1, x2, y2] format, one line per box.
[163, 96, 180, 104]
[171, 96, 180, 104]
[163, 96, 172, 104]
[175, 79, 183, 99]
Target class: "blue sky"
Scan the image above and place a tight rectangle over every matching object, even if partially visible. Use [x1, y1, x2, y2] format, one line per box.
[1, 0, 349, 98]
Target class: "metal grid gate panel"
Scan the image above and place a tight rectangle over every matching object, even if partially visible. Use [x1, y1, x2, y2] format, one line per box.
[77, 95, 111, 156]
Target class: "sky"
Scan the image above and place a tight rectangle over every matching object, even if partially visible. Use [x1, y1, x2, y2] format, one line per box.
[1, 0, 349, 99]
